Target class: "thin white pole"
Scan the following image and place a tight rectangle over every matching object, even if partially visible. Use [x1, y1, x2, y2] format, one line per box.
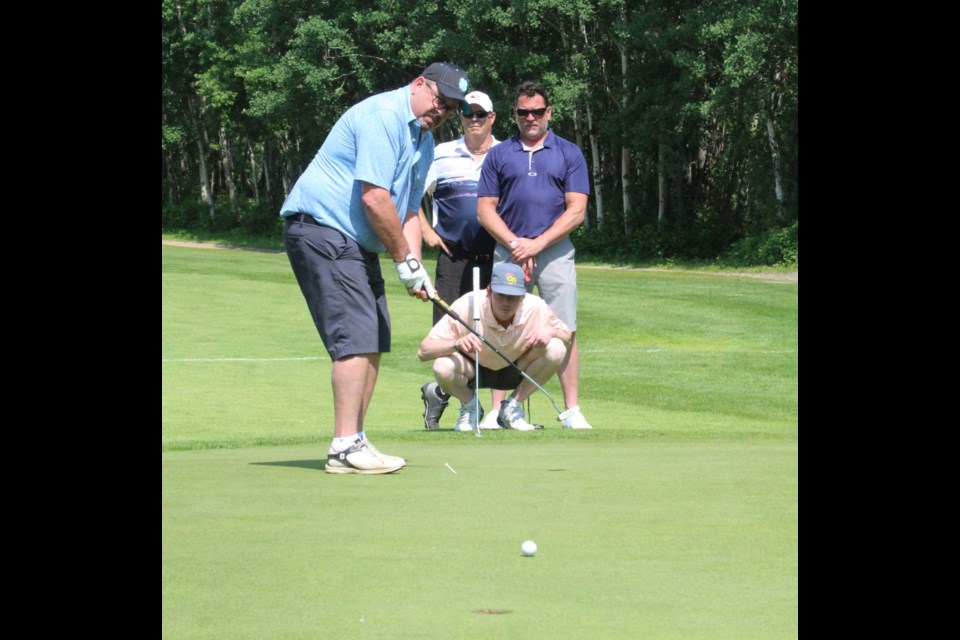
[473, 267, 482, 437]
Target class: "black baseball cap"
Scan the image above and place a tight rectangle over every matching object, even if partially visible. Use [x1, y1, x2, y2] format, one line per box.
[422, 62, 470, 102]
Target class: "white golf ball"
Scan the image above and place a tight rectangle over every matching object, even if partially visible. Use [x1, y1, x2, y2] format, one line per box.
[521, 540, 537, 556]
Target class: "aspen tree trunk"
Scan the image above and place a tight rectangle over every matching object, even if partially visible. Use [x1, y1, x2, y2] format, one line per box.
[573, 107, 590, 228]
[262, 142, 272, 203]
[176, 2, 213, 220]
[621, 45, 631, 234]
[657, 141, 666, 230]
[584, 100, 602, 228]
[765, 112, 785, 221]
[247, 140, 260, 206]
[188, 95, 215, 221]
[165, 149, 178, 205]
[279, 133, 294, 196]
[580, 17, 603, 228]
[219, 128, 237, 202]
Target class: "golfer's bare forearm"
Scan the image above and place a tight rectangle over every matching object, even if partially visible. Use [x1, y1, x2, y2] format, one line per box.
[362, 182, 410, 261]
[417, 338, 464, 361]
[536, 193, 587, 249]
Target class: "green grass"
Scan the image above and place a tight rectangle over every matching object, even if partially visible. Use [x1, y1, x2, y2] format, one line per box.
[162, 245, 798, 638]
[163, 229, 287, 251]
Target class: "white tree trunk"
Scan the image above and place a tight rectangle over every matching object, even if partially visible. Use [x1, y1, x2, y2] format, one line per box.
[188, 95, 215, 220]
[261, 142, 272, 202]
[765, 112, 785, 220]
[247, 140, 260, 205]
[621, 45, 631, 233]
[657, 141, 666, 229]
[579, 16, 604, 227]
[585, 101, 602, 228]
[219, 127, 237, 202]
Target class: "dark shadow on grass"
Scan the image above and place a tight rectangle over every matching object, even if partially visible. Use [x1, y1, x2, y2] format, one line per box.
[251, 459, 325, 471]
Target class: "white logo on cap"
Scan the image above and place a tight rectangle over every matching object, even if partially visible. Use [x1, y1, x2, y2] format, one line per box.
[459, 78, 468, 92]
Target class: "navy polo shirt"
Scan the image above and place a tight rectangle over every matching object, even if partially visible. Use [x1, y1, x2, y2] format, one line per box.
[477, 130, 590, 239]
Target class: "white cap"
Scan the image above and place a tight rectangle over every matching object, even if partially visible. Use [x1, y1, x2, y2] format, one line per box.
[463, 91, 494, 113]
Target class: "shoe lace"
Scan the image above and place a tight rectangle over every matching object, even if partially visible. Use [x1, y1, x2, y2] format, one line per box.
[357, 439, 386, 461]
[502, 399, 525, 425]
[459, 401, 484, 425]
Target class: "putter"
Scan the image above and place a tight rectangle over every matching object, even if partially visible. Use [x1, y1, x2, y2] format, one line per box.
[472, 267, 482, 437]
[424, 284, 565, 417]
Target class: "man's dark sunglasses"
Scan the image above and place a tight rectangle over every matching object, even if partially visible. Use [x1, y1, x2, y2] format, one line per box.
[515, 107, 547, 117]
[461, 110, 489, 120]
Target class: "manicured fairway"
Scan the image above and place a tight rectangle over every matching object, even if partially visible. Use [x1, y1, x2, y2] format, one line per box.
[162, 245, 798, 638]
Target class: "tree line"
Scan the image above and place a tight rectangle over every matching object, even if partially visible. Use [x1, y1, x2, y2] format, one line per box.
[162, 0, 798, 265]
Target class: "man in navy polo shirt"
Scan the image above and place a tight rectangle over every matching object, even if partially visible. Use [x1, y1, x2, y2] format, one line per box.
[477, 81, 593, 430]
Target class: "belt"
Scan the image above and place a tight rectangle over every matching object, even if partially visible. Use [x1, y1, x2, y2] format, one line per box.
[449, 247, 492, 263]
[286, 213, 320, 225]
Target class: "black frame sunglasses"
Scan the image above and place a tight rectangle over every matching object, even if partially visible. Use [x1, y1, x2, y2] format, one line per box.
[459, 104, 490, 119]
[515, 107, 548, 117]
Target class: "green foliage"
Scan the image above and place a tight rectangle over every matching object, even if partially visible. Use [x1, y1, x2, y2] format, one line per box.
[163, 197, 283, 236]
[722, 221, 798, 268]
[162, 0, 799, 263]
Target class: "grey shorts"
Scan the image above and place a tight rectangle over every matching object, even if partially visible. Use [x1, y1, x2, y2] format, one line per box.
[284, 218, 390, 360]
[494, 236, 577, 330]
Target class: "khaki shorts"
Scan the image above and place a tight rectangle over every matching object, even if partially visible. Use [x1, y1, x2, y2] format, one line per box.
[494, 236, 577, 330]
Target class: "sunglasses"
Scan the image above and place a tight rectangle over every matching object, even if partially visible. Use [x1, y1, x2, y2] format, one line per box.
[460, 110, 489, 121]
[515, 107, 548, 118]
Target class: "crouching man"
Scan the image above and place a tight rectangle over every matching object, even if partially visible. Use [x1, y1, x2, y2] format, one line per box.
[418, 262, 571, 431]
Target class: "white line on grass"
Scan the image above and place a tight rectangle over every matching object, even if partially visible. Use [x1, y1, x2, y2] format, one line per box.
[579, 348, 797, 354]
[163, 348, 795, 363]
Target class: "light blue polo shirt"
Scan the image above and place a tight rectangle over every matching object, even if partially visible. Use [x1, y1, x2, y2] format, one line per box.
[280, 86, 434, 253]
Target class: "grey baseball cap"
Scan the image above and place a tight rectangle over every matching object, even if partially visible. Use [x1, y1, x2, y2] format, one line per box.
[490, 263, 526, 296]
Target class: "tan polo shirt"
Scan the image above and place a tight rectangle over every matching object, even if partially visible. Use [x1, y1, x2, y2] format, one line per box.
[426, 290, 569, 371]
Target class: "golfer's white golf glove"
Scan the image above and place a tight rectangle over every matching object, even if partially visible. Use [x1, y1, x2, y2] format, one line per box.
[395, 253, 431, 293]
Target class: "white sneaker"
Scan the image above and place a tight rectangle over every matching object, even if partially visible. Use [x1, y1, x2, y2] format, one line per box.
[479, 411, 502, 430]
[325, 438, 405, 474]
[499, 397, 535, 431]
[361, 438, 406, 467]
[455, 399, 484, 431]
[559, 405, 593, 429]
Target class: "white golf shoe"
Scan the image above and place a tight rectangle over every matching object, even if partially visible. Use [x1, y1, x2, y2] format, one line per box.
[498, 397, 535, 431]
[455, 399, 484, 431]
[325, 438, 405, 474]
[559, 405, 593, 429]
[479, 410, 502, 430]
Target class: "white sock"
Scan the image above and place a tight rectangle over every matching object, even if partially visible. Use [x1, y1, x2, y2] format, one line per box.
[332, 435, 359, 452]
